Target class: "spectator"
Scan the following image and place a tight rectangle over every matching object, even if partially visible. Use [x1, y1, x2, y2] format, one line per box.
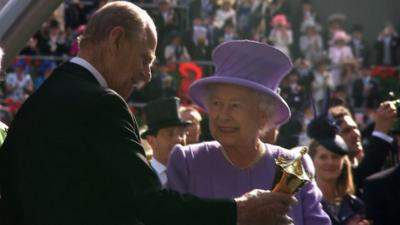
[324, 13, 346, 47]
[349, 24, 370, 68]
[330, 102, 397, 194]
[192, 17, 209, 46]
[5, 60, 34, 103]
[213, 0, 236, 30]
[374, 23, 400, 66]
[179, 105, 202, 144]
[328, 30, 354, 88]
[220, 22, 238, 43]
[19, 35, 40, 56]
[141, 97, 190, 187]
[164, 33, 191, 64]
[177, 62, 203, 104]
[236, 0, 254, 36]
[299, 20, 324, 65]
[312, 59, 332, 105]
[299, 0, 319, 29]
[280, 70, 305, 113]
[351, 67, 381, 109]
[40, 19, 68, 56]
[340, 58, 359, 94]
[269, 14, 293, 57]
[250, 20, 267, 42]
[307, 114, 369, 225]
[153, 0, 181, 58]
[294, 58, 314, 96]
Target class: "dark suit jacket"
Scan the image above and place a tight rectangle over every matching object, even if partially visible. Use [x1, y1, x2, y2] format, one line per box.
[374, 36, 400, 66]
[350, 38, 370, 67]
[0, 62, 235, 225]
[363, 165, 400, 225]
[353, 135, 394, 195]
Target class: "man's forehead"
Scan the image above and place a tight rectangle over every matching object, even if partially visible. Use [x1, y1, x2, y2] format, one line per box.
[341, 115, 358, 128]
[159, 126, 185, 133]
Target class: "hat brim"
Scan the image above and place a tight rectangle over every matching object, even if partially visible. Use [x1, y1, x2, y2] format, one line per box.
[188, 77, 291, 126]
[141, 120, 191, 138]
[318, 136, 349, 156]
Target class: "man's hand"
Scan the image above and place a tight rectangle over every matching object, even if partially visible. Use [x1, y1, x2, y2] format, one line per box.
[374, 101, 397, 134]
[235, 189, 297, 225]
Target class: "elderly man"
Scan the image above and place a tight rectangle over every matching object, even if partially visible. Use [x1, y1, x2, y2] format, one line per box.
[0, 2, 295, 225]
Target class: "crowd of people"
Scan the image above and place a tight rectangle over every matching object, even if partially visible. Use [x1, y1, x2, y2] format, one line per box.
[0, 1, 399, 225]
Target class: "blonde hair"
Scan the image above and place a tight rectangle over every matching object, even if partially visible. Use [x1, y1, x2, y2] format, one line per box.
[308, 140, 355, 196]
[79, 1, 156, 47]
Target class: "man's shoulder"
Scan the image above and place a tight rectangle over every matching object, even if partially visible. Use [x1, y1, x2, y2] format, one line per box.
[365, 166, 399, 184]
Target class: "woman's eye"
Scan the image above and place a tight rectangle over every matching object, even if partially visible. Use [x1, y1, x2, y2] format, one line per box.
[230, 103, 240, 109]
[211, 100, 220, 106]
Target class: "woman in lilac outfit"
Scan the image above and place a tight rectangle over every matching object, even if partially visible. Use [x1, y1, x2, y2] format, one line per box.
[166, 40, 331, 225]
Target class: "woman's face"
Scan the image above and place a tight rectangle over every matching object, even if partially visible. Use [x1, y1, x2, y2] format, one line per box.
[313, 145, 345, 182]
[207, 84, 268, 148]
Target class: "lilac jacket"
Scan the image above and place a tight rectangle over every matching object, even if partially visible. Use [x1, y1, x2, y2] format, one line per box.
[167, 141, 331, 225]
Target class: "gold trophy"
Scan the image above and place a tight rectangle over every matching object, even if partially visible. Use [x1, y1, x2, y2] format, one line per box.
[272, 146, 312, 194]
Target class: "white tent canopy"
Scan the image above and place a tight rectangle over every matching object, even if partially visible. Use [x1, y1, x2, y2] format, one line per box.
[0, 0, 63, 71]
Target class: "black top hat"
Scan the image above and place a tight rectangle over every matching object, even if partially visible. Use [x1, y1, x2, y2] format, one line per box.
[141, 97, 191, 138]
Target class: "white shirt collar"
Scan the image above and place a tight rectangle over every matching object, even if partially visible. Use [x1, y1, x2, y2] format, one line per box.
[70, 57, 108, 88]
[149, 158, 167, 187]
[150, 158, 167, 174]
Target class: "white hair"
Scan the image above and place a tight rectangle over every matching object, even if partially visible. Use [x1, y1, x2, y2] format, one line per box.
[205, 83, 278, 131]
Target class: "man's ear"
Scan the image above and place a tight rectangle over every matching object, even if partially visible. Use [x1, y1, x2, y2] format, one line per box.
[108, 26, 125, 55]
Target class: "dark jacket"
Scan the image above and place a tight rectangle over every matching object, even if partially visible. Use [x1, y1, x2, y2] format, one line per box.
[363, 165, 400, 225]
[374, 36, 400, 66]
[322, 194, 366, 225]
[0, 62, 235, 225]
[353, 135, 394, 195]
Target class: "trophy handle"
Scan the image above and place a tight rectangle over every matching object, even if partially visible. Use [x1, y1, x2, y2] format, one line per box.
[271, 147, 311, 195]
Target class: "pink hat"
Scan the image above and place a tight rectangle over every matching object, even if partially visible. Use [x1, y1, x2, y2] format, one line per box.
[332, 30, 350, 43]
[271, 14, 290, 27]
[188, 40, 292, 126]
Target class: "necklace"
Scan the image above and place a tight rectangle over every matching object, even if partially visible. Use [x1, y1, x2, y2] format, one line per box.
[220, 141, 267, 169]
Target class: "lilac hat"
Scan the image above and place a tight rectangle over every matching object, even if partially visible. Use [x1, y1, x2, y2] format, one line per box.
[188, 40, 293, 125]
